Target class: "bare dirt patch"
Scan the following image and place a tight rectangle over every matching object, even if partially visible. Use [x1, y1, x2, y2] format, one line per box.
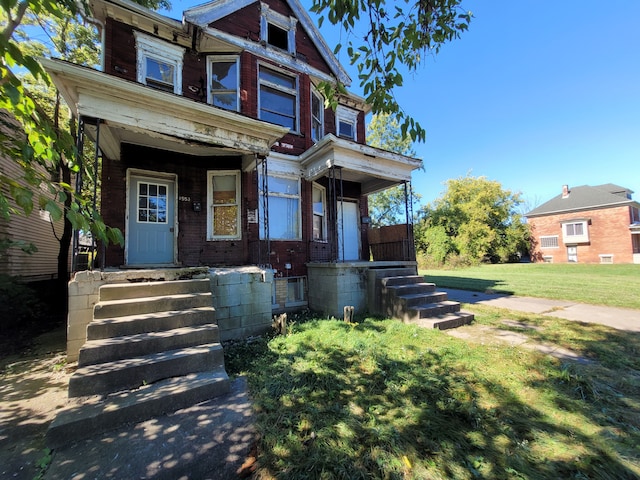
[0, 324, 72, 479]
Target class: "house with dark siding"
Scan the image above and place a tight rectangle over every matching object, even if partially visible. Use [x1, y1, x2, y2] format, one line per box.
[526, 184, 640, 264]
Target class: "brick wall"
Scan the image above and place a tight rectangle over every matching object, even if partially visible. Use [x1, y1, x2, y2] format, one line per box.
[529, 205, 634, 263]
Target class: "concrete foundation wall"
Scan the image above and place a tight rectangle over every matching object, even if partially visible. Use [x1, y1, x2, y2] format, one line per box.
[209, 267, 273, 341]
[307, 261, 417, 318]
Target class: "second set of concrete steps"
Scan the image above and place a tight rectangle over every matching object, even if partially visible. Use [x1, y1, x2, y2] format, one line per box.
[47, 278, 230, 448]
[380, 275, 474, 329]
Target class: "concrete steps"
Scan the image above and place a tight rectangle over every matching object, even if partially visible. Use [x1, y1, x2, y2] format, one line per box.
[48, 277, 230, 448]
[380, 275, 474, 329]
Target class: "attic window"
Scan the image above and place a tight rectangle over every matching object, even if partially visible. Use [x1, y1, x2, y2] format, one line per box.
[260, 2, 297, 53]
[336, 105, 358, 141]
[134, 32, 184, 95]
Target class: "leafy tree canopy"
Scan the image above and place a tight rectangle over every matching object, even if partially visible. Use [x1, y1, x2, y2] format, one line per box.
[311, 0, 472, 142]
[366, 113, 421, 226]
[416, 175, 530, 264]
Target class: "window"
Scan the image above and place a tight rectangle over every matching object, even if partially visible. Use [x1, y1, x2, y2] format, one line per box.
[134, 32, 184, 95]
[311, 90, 324, 142]
[631, 206, 640, 223]
[259, 65, 298, 131]
[207, 55, 239, 111]
[539, 235, 559, 249]
[259, 173, 301, 240]
[599, 254, 614, 264]
[562, 220, 589, 243]
[207, 171, 241, 240]
[137, 181, 168, 223]
[336, 105, 358, 140]
[260, 2, 297, 53]
[312, 183, 327, 241]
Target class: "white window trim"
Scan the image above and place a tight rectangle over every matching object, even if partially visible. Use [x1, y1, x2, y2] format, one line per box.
[260, 2, 297, 53]
[311, 88, 324, 143]
[134, 31, 184, 95]
[599, 254, 614, 264]
[258, 63, 299, 133]
[312, 182, 327, 242]
[539, 235, 559, 249]
[259, 171, 302, 240]
[561, 220, 589, 244]
[207, 170, 241, 241]
[336, 105, 358, 141]
[206, 54, 240, 111]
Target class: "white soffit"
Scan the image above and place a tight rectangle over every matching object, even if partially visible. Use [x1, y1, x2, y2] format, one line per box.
[41, 58, 289, 156]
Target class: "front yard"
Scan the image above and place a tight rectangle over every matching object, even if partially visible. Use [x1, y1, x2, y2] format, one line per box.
[226, 306, 640, 479]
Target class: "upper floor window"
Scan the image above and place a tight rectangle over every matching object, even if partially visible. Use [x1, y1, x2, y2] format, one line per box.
[311, 89, 324, 143]
[207, 170, 241, 240]
[207, 55, 239, 111]
[336, 105, 358, 141]
[134, 32, 184, 95]
[260, 2, 297, 53]
[562, 220, 589, 244]
[631, 206, 640, 223]
[259, 65, 298, 131]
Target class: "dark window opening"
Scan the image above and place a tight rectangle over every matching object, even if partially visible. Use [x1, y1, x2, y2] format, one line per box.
[268, 23, 289, 50]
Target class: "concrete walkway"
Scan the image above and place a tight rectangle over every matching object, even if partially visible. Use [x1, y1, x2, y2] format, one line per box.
[442, 288, 640, 332]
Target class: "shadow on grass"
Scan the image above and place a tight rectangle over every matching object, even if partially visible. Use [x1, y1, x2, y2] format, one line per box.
[421, 273, 515, 296]
[236, 318, 639, 479]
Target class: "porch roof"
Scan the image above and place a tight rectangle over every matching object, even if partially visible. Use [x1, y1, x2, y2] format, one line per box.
[41, 58, 289, 159]
[300, 134, 423, 195]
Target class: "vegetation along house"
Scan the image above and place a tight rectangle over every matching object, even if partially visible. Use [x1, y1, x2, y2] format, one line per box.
[527, 184, 640, 264]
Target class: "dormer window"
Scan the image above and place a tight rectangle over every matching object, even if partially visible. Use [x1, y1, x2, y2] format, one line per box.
[336, 105, 358, 141]
[207, 55, 239, 111]
[260, 2, 297, 53]
[134, 32, 184, 95]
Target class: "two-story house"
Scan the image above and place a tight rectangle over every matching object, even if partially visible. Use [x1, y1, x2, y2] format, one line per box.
[526, 184, 640, 264]
[41, 0, 444, 357]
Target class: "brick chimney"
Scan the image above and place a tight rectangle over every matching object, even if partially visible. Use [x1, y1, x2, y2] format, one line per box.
[562, 184, 570, 198]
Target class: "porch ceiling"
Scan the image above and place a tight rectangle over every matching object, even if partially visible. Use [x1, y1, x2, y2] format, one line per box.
[300, 134, 423, 195]
[41, 58, 289, 159]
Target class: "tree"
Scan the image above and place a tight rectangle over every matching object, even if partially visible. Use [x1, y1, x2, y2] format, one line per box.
[366, 113, 421, 226]
[311, 0, 472, 142]
[416, 175, 530, 264]
[0, 0, 166, 304]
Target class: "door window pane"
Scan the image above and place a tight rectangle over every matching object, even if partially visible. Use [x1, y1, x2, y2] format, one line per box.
[138, 181, 168, 224]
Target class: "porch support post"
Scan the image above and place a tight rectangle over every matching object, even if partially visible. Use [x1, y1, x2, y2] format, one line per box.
[259, 155, 270, 267]
[71, 116, 85, 272]
[92, 119, 102, 270]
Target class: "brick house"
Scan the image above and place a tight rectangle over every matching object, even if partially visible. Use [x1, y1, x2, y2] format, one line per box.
[41, 0, 445, 359]
[526, 184, 640, 264]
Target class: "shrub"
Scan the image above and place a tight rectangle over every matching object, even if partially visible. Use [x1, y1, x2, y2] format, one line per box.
[0, 274, 44, 332]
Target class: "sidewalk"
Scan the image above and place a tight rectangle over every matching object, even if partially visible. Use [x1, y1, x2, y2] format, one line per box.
[442, 288, 640, 332]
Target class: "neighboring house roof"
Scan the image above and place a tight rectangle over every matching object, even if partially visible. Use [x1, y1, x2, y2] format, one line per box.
[526, 184, 639, 217]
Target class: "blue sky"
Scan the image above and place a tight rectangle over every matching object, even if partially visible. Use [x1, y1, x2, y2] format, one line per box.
[167, 0, 640, 210]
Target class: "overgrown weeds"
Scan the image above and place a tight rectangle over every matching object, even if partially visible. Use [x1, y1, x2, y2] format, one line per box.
[225, 312, 640, 479]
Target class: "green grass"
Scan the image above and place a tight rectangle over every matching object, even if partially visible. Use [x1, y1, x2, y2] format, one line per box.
[419, 263, 640, 309]
[225, 311, 640, 479]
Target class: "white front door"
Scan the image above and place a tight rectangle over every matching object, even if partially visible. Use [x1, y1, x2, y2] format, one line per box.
[127, 174, 176, 265]
[337, 201, 360, 261]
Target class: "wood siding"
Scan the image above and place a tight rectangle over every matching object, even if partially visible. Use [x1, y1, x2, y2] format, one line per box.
[0, 115, 67, 280]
